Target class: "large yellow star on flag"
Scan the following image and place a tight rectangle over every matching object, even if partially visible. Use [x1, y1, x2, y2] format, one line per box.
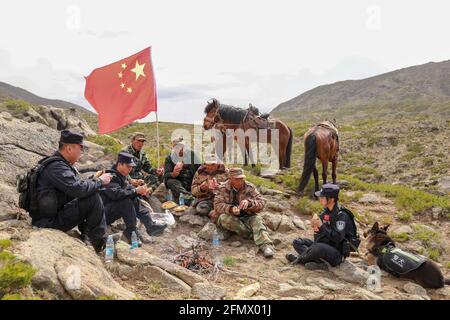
[130, 60, 146, 80]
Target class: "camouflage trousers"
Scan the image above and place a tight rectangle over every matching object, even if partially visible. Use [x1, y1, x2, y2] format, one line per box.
[217, 214, 272, 247]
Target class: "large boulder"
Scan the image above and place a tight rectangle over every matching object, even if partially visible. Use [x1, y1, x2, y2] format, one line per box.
[14, 228, 135, 299]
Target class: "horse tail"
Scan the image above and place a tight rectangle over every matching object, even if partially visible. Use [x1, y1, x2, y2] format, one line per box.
[297, 132, 317, 192]
[285, 127, 293, 168]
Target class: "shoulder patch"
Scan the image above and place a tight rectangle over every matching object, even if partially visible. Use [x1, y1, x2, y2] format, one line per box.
[336, 220, 346, 231]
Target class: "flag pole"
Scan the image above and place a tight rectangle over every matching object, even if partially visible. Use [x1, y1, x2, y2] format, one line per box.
[156, 111, 161, 168]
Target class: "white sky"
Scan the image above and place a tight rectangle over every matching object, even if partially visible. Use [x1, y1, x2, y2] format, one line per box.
[1, 0, 449, 124]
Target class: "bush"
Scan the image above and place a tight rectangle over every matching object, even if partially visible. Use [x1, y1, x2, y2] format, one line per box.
[88, 135, 123, 155]
[391, 232, 409, 243]
[223, 256, 237, 267]
[295, 198, 323, 216]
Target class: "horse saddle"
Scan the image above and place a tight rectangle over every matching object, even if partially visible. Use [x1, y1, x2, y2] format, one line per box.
[379, 246, 427, 277]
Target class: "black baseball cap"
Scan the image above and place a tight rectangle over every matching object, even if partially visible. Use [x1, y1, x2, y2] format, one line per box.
[59, 130, 86, 146]
[117, 152, 136, 167]
[315, 183, 340, 199]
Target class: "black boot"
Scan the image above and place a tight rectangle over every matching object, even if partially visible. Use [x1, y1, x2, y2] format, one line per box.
[140, 215, 167, 237]
[286, 253, 299, 263]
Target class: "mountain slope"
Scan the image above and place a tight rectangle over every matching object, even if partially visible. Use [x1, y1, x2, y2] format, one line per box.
[271, 60, 450, 120]
[0, 81, 93, 115]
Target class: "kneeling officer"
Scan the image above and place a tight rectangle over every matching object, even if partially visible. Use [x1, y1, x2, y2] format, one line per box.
[101, 152, 167, 246]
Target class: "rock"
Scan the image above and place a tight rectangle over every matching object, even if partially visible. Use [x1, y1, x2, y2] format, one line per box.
[306, 277, 346, 291]
[261, 212, 281, 231]
[266, 201, 286, 212]
[351, 288, 383, 300]
[431, 207, 443, 220]
[179, 214, 207, 227]
[230, 241, 242, 247]
[115, 242, 206, 287]
[198, 223, 231, 241]
[403, 282, 428, 297]
[276, 282, 324, 299]
[24, 108, 49, 126]
[435, 287, 449, 297]
[277, 215, 296, 232]
[234, 282, 260, 299]
[337, 180, 350, 188]
[191, 282, 227, 300]
[176, 234, 199, 250]
[329, 260, 369, 285]
[292, 216, 307, 230]
[0, 183, 20, 221]
[392, 225, 414, 235]
[358, 193, 381, 204]
[14, 228, 135, 299]
[437, 176, 450, 193]
[1, 112, 13, 121]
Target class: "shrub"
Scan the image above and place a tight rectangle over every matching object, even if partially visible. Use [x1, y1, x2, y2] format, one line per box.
[88, 135, 123, 155]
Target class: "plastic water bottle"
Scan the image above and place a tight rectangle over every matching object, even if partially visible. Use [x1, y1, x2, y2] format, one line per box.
[130, 231, 139, 250]
[179, 193, 185, 206]
[366, 275, 382, 292]
[167, 189, 173, 201]
[212, 228, 221, 264]
[105, 235, 114, 263]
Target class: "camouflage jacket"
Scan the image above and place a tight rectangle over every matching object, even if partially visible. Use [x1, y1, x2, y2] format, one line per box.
[214, 180, 266, 216]
[191, 165, 229, 204]
[123, 145, 160, 185]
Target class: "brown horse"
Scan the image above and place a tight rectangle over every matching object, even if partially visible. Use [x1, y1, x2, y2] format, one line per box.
[297, 121, 339, 194]
[203, 98, 293, 170]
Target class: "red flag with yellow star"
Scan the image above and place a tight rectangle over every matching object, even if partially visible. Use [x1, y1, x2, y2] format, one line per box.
[84, 47, 157, 134]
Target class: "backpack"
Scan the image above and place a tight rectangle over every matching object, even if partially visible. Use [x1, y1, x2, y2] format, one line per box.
[16, 155, 63, 215]
[338, 206, 361, 254]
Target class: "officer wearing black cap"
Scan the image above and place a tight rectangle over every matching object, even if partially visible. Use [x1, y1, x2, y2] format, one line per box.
[286, 183, 359, 269]
[101, 152, 167, 246]
[34, 130, 112, 252]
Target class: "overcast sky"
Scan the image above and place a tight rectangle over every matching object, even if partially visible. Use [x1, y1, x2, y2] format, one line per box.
[1, 0, 449, 124]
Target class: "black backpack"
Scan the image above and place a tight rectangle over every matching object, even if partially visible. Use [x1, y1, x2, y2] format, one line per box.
[339, 206, 361, 254]
[16, 155, 63, 215]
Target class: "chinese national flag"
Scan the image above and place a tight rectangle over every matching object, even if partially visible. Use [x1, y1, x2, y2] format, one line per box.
[84, 47, 157, 134]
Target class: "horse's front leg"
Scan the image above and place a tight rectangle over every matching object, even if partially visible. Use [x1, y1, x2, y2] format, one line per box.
[321, 160, 328, 185]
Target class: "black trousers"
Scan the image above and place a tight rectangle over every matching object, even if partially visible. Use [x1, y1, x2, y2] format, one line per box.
[292, 238, 343, 267]
[105, 197, 152, 236]
[32, 193, 106, 241]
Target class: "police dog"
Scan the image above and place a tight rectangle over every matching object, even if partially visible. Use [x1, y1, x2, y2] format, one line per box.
[364, 222, 449, 288]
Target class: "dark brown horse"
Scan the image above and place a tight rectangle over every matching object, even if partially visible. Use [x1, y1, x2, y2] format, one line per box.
[203, 98, 293, 170]
[297, 121, 339, 194]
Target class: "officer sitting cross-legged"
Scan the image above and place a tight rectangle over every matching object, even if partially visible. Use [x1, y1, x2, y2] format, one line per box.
[34, 130, 112, 253]
[286, 184, 360, 270]
[101, 152, 167, 247]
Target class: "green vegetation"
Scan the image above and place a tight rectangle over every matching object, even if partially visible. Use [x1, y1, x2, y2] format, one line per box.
[295, 198, 323, 216]
[0, 98, 32, 115]
[97, 295, 116, 300]
[1, 294, 41, 300]
[396, 211, 412, 222]
[222, 256, 237, 267]
[149, 281, 162, 294]
[245, 174, 283, 191]
[87, 135, 123, 155]
[390, 232, 409, 243]
[412, 224, 439, 248]
[0, 240, 37, 298]
[339, 174, 450, 217]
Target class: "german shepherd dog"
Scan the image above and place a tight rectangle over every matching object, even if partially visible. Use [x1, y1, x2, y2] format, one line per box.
[364, 222, 449, 288]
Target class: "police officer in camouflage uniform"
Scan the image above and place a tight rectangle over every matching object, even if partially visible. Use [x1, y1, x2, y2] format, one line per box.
[163, 138, 200, 204]
[101, 152, 167, 246]
[123, 132, 165, 211]
[214, 168, 275, 258]
[34, 130, 112, 252]
[286, 184, 357, 269]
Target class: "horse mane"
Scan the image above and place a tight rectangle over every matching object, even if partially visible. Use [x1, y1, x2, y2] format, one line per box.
[204, 98, 247, 124]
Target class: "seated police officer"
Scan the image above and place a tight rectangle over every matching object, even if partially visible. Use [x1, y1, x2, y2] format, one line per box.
[286, 184, 359, 269]
[101, 152, 167, 246]
[34, 130, 112, 252]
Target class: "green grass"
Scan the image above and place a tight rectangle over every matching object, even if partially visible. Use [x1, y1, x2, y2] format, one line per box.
[0, 240, 11, 252]
[0, 98, 32, 115]
[245, 174, 283, 191]
[1, 293, 41, 300]
[295, 198, 323, 216]
[223, 256, 237, 267]
[427, 248, 441, 262]
[396, 211, 413, 222]
[87, 135, 123, 155]
[390, 232, 410, 243]
[340, 174, 450, 216]
[412, 224, 439, 248]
